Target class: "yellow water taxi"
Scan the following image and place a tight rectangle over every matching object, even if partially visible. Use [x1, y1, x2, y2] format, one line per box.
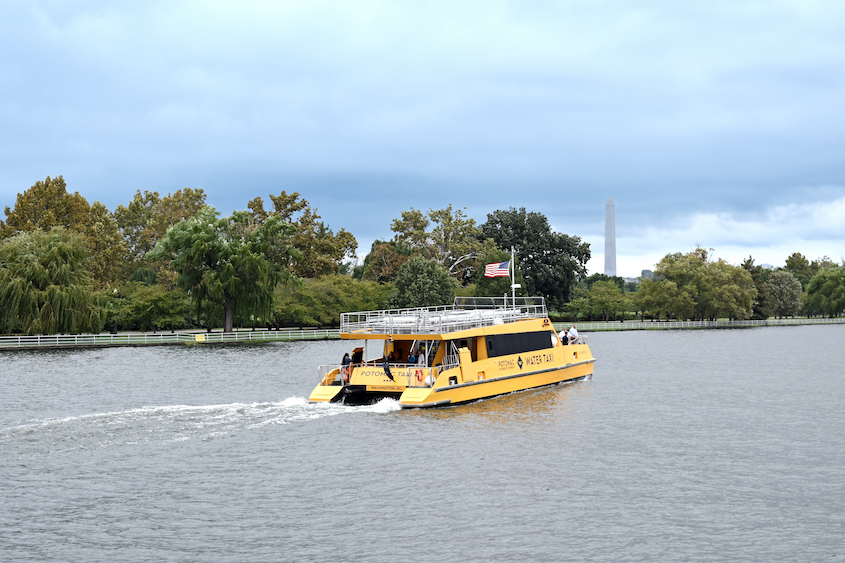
[308, 297, 594, 408]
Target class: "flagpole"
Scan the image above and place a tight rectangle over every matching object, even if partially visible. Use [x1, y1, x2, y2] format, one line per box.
[511, 246, 516, 308]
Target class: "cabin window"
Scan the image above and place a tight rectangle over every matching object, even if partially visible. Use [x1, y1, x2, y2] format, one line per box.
[484, 331, 555, 358]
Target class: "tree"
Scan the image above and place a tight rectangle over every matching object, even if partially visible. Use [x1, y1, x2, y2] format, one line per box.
[1, 176, 89, 238]
[741, 256, 772, 320]
[580, 273, 626, 292]
[633, 278, 695, 320]
[148, 206, 298, 333]
[481, 207, 590, 309]
[806, 268, 845, 317]
[767, 270, 803, 318]
[0, 176, 129, 288]
[272, 275, 394, 327]
[0, 228, 103, 334]
[634, 249, 755, 320]
[391, 205, 497, 283]
[386, 255, 455, 309]
[86, 202, 130, 288]
[360, 240, 410, 283]
[112, 282, 189, 331]
[784, 252, 817, 291]
[114, 188, 207, 268]
[586, 280, 628, 321]
[250, 192, 357, 278]
[473, 248, 525, 298]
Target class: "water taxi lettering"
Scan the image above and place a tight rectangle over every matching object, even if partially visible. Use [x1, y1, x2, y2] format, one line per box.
[523, 353, 554, 366]
[496, 359, 516, 371]
[358, 369, 390, 378]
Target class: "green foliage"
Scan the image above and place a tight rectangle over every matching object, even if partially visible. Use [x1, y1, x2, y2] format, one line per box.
[272, 275, 394, 326]
[806, 267, 845, 317]
[741, 256, 772, 319]
[633, 249, 756, 320]
[0, 176, 129, 288]
[111, 282, 189, 331]
[481, 207, 590, 309]
[0, 228, 104, 334]
[114, 188, 208, 267]
[148, 206, 298, 333]
[360, 240, 410, 283]
[130, 267, 158, 285]
[585, 280, 629, 321]
[1, 176, 89, 237]
[783, 252, 830, 291]
[579, 273, 626, 292]
[250, 192, 357, 278]
[386, 255, 456, 309]
[391, 205, 497, 284]
[473, 248, 524, 297]
[767, 270, 803, 318]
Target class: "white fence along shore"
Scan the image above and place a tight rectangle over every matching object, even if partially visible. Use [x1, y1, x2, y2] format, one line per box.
[0, 318, 843, 350]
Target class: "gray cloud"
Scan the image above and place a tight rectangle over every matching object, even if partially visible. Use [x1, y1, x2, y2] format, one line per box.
[2, 1, 844, 274]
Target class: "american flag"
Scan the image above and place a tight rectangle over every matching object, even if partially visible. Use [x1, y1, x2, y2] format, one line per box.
[484, 260, 510, 278]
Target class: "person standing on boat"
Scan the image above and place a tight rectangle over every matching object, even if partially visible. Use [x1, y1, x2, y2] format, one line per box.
[559, 327, 569, 346]
[383, 355, 395, 382]
[341, 352, 351, 382]
[568, 325, 580, 344]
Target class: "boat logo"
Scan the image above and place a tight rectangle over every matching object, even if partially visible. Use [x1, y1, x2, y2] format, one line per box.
[517, 356, 523, 370]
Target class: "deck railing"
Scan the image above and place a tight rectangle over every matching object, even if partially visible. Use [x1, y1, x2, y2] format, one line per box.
[0, 329, 339, 350]
[341, 297, 548, 335]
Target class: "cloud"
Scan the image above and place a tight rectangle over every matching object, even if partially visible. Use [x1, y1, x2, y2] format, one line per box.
[590, 193, 845, 277]
[2, 1, 845, 278]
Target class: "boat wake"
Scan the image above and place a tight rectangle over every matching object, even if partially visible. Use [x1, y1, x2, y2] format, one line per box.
[1, 397, 401, 453]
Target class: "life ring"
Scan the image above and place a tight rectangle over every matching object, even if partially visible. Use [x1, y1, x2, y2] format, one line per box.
[415, 369, 424, 382]
[342, 366, 350, 382]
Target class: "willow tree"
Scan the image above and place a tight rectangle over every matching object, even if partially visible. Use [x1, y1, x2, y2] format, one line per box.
[806, 267, 845, 317]
[148, 206, 298, 333]
[0, 228, 103, 334]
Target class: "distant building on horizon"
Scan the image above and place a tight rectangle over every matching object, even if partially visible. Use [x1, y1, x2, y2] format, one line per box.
[641, 269, 654, 280]
[604, 196, 616, 277]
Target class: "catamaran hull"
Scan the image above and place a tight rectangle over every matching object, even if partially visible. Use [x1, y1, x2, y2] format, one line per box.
[399, 357, 594, 408]
[335, 385, 403, 405]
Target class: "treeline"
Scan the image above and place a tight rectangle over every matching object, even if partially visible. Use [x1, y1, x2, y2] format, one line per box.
[561, 248, 845, 322]
[0, 176, 590, 335]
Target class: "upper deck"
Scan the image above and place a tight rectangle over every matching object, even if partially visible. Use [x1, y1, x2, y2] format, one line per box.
[340, 296, 548, 336]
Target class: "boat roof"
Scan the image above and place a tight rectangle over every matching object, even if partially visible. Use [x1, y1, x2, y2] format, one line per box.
[340, 296, 548, 337]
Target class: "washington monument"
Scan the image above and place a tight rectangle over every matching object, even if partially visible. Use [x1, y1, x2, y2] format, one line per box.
[605, 196, 616, 276]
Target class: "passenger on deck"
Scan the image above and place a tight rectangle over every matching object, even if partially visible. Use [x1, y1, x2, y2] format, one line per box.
[341, 352, 351, 382]
[382, 356, 395, 382]
[559, 328, 569, 346]
[568, 325, 580, 344]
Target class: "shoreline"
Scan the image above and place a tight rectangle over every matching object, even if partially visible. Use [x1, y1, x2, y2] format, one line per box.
[1, 317, 843, 351]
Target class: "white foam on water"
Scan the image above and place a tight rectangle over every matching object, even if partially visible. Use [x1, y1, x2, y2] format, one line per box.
[1, 395, 401, 451]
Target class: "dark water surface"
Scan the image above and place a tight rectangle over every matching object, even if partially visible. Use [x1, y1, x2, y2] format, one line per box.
[1, 326, 843, 562]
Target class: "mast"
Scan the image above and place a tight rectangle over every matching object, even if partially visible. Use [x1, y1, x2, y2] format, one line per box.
[511, 246, 518, 308]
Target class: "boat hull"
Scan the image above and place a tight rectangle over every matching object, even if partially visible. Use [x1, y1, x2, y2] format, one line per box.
[399, 355, 593, 408]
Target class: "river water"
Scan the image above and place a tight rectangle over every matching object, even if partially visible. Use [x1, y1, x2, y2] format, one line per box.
[1, 326, 843, 562]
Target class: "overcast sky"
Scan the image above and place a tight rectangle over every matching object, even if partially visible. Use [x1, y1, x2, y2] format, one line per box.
[2, 1, 844, 277]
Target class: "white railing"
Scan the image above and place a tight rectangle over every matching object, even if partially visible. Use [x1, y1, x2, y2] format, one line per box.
[341, 298, 548, 335]
[3, 317, 843, 350]
[555, 318, 845, 331]
[0, 329, 340, 349]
